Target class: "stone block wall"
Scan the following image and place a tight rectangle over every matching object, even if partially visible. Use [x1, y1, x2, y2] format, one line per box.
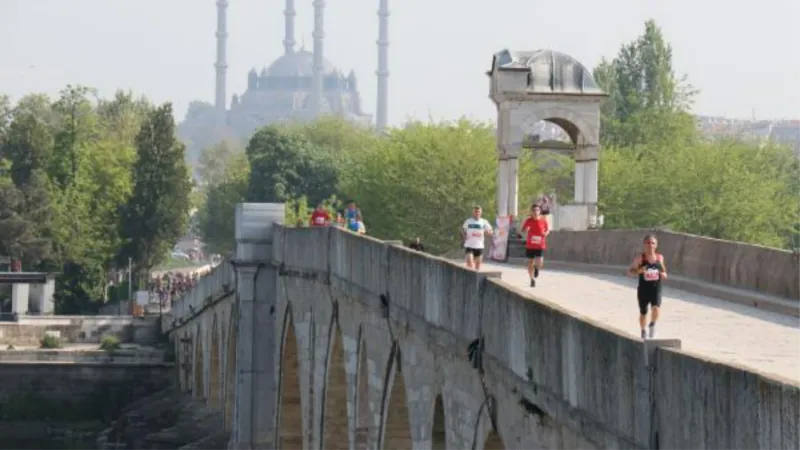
[0, 363, 172, 421]
[0, 316, 138, 346]
[508, 230, 799, 300]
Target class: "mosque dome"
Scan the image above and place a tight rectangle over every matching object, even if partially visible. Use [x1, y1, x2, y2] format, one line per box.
[265, 49, 338, 77]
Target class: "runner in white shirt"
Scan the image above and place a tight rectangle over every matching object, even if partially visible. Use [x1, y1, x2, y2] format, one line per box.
[461, 205, 493, 270]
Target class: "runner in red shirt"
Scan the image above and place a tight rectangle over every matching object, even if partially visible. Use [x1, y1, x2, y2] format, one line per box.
[309, 203, 331, 227]
[520, 204, 550, 287]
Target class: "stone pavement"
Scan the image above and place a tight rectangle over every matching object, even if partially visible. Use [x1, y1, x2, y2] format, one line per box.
[476, 261, 800, 384]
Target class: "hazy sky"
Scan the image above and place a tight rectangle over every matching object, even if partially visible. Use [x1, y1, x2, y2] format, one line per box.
[2, 0, 798, 126]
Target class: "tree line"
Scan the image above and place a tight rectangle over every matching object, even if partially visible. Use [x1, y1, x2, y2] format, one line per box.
[0, 87, 192, 313]
[196, 20, 799, 255]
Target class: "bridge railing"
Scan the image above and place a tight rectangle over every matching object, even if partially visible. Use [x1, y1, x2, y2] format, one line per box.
[508, 229, 799, 301]
[162, 260, 235, 331]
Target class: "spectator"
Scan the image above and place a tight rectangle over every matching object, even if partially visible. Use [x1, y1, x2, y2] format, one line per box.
[408, 237, 425, 252]
[344, 200, 363, 233]
[310, 203, 331, 227]
[536, 194, 552, 216]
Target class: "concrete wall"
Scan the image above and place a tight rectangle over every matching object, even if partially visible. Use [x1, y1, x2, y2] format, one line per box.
[0, 316, 160, 346]
[508, 229, 800, 301]
[0, 362, 172, 421]
[166, 224, 800, 449]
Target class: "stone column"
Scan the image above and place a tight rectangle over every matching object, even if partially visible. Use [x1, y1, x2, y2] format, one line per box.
[573, 161, 586, 204]
[11, 283, 29, 315]
[577, 146, 599, 219]
[496, 159, 509, 217]
[507, 157, 519, 221]
[230, 203, 285, 450]
[41, 277, 55, 314]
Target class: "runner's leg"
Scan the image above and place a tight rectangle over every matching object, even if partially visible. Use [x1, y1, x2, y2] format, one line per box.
[638, 293, 649, 339]
[474, 249, 483, 271]
[648, 300, 661, 338]
[464, 249, 474, 269]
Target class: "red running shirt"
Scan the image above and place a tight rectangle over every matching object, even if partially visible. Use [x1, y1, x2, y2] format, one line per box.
[521, 217, 549, 249]
[310, 210, 330, 227]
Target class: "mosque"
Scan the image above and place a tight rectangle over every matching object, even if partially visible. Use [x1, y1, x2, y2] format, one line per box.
[178, 0, 390, 162]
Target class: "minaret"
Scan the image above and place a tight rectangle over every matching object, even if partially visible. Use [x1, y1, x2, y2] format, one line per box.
[311, 0, 325, 117]
[214, 0, 229, 117]
[283, 0, 296, 55]
[376, 0, 389, 132]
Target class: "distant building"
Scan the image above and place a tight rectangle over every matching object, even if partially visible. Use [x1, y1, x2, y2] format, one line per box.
[178, 0, 391, 167]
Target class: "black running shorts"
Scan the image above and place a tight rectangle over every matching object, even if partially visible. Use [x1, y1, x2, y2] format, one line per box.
[525, 248, 544, 259]
[637, 290, 662, 315]
[465, 247, 483, 258]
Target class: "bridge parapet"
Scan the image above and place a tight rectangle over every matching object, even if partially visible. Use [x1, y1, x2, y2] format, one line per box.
[162, 260, 235, 332]
[509, 229, 799, 301]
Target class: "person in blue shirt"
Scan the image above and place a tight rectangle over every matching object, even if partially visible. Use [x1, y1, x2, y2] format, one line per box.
[343, 200, 362, 233]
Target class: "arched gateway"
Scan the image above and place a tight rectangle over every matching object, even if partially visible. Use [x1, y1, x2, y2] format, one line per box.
[487, 49, 607, 231]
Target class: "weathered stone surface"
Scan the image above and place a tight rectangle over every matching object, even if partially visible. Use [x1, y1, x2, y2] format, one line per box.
[166, 224, 800, 450]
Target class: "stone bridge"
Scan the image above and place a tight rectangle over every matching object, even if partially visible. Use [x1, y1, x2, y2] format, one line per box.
[163, 203, 799, 450]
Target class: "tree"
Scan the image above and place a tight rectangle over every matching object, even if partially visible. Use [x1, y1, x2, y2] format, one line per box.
[195, 149, 249, 255]
[245, 125, 337, 205]
[594, 20, 698, 149]
[119, 103, 192, 271]
[197, 139, 242, 186]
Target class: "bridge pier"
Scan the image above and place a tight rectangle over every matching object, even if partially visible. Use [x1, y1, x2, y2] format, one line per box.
[229, 203, 285, 450]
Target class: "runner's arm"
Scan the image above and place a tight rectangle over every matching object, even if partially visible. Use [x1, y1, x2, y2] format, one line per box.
[627, 256, 643, 277]
[460, 221, 467, 239]
[484, 220, 494, 236]
[658, 255, 668, 279]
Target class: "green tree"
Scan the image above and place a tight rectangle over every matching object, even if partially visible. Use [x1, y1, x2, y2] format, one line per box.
[245, 125, 337, 205]
[594, 20, 698, 149]
[119, 103, 192, 271]
[195, 149, 249, 255]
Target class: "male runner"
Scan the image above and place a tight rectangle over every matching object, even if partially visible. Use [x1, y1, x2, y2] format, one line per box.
[520, 204, 549, 287]
[309, 203, 331, 227]
[627, 235, 668, 339]
[461, 205, 493, 270]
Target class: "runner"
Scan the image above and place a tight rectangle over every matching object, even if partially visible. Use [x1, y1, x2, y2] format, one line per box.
[343, 200, 362, 233]
[461, 205, 493, 270]
[309, 203, 331, 227]
[627, 234, 668, 339]
[520, 204, 549, 287]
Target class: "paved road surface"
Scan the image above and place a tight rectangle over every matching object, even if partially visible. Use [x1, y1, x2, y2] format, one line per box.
[475, 261, 800, 384]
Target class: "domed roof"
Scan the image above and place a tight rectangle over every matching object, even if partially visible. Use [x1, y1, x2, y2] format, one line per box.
[491, 48, 604, 95]
[265, 49, 338, 77]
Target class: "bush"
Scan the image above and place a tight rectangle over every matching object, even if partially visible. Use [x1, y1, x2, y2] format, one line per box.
[39, 334, 63, 349]
[99, 335, 122, 353]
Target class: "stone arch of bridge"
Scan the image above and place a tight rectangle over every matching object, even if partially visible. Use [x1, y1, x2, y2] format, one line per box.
[209, 314, 222, 408]
[193, 324, 205, 400]
[224, 304, 238, 429]
[432, 394, 446, 449]
[321, 310, 349, 450]
[277, 304, 303, 449]
[380, 343, 412, 449]
[354, 326, 371, 449]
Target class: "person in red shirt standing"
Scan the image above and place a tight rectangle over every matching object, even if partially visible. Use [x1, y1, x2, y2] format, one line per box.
[520, 204, 550, 287]
[309, 203, 331, 227]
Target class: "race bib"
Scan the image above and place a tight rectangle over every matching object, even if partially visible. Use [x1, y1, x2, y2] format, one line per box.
[470, 231, 483, 238]
[644, 268, 660, 281]
[530, 236, 542, 244]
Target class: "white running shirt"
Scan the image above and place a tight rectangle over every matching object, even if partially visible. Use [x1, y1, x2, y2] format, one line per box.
[462, 217, 492, 249]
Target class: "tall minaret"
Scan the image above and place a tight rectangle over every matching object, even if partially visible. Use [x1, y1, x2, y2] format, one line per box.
[214, 0, 229, 117]
[283, 0, 296, 54]
[376, 0, 389, 132]
[311, 0, 325, 116]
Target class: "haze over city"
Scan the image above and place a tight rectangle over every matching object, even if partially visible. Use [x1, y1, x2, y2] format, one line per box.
[2, 0, 798, 125]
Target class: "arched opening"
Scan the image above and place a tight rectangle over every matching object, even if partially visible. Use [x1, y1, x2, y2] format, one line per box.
[193, 328, 205, 400]
[354, 337, 370, 449]
[224, 309, 237, 429]
[520, 116, 581, 214]
[382, 353, 412, 449]
[278, 311, 303, 449]
[209, 316, 222, 408]
[322, 327, 349, 449]
[432, 395, 446, 449]
[484, 429, 505, 450]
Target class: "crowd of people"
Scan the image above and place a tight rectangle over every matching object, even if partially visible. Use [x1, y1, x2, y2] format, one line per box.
[149, 269, 210, 308]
